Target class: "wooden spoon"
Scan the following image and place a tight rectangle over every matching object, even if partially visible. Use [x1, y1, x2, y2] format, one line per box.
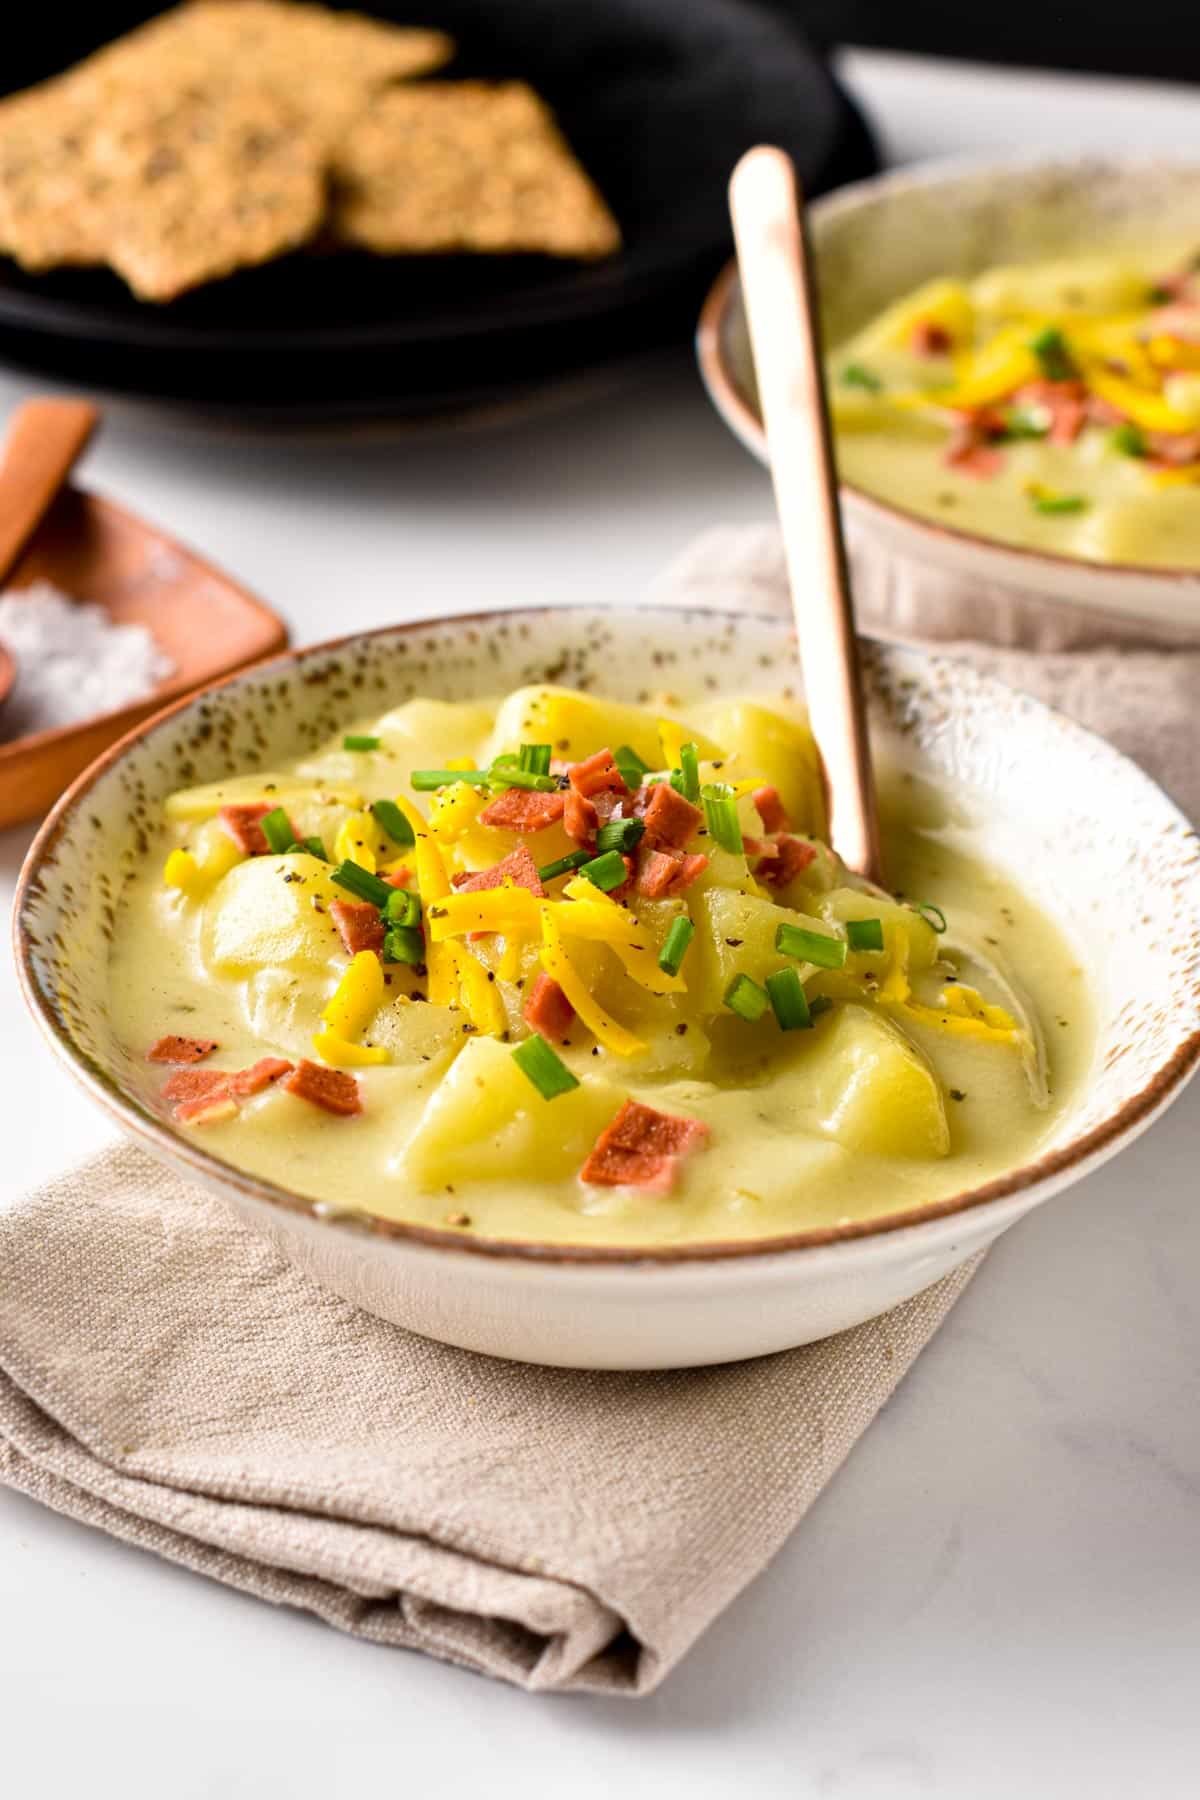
[729, 147, 882, 885]
[0, 396, 100, 588]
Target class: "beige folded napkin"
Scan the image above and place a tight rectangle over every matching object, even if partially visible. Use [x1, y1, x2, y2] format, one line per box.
[2, 524, 1196, 1697]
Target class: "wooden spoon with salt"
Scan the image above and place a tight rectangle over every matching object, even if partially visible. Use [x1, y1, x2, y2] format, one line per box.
[0, 396, 100, 712]
[728, 147, 882, 884]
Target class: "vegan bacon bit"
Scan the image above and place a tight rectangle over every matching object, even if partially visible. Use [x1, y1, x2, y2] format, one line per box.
[751, 785, 790, 835]
[642, 781, 702, 851]
[218, 803, 281, 856]
[282, 1059, 363, 1117]
[147, 1035, 218, 1064]
[176, 1094, 239, 1127]
[580, 1098, 710, 1192]
[563, 788, 599, 844]
[455, 845, 546, 897]
[478, 787, 566, 832]
[522, 971, 574, 1039]
[757, 835, 818, 887]
[229, 1057, 294, 1097]
[330, 899, 386, 957]
[162, 1067, 231, 1106]
[637, 848, 708, 899]
[567, 746, 628, 800]
[910, 319, 952, 357]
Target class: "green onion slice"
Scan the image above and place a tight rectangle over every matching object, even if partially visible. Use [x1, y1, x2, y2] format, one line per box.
[537, 848, 592, 883]
[383, 926, 424, 966]
[488, 764, 559, 793]
[913, 901, 948, 934]
[766, 965, 812, 1031]
[658, 915, 694, 978]
[775, 921, 847, 969]
[840, 362, 883, 393]
[370, 798, 415, 848]
[512, 1034, 580, 1100]
[1110, 422, 1146, 458]
[614, 744, 650, 789]
[1029, 325, 1076, 382]
[595, 817, 646, 855]
[261, 807, 295, 856]
[343, 734, 380, 752]
[286, 835, 328, 861]
[330, 860, 391, 908]
[701, 782, 743, 855]
[845, 917, 884, 953]
[677, 742, 701, 804]
[518, 743, 552, 777]
[579, 849, 629, 892]
[1031, 492, 1088, 515]
[411, 769, 490, 791]
[384, 888, 421, 927]
[724, 972, 768, 1022]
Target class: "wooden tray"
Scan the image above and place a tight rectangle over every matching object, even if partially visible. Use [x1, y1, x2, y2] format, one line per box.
[0, 484, 287, 827]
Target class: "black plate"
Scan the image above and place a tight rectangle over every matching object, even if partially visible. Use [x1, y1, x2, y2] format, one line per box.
[0, 0, 877, 423]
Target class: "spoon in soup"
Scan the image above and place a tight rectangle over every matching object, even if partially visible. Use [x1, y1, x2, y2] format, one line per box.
[728, 146, 882, 885]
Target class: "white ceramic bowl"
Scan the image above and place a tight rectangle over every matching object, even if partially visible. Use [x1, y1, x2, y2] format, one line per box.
[15, 606, 1200, 1367]
[698, 155, 1200, 646]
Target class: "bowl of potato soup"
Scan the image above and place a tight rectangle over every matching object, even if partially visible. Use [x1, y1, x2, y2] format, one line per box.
[15, 607, 1200, 1367]
[698, 157, 1200, 643]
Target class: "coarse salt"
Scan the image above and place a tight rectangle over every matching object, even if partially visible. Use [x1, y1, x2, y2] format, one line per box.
[0, 582, 175, 739]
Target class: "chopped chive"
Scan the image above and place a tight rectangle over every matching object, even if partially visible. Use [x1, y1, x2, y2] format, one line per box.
[537, 848, 592, 883]
[914, 901, 948, 934]
[766, 965, 812, 1031]
[1031, 492, 1088, 515]
[1001, 408, 1049, 440]
[512, 1033, 580, 1100]
[595, 817, 646, 855]
[846, 917, 884, 953]
[701, 781, 743, 855]
[287, 835, 328, 861]
[518, 743, 552, 777]
[342, 734, 380, 752]
[724, 972, 768, 1022]
[261, 807, 295, 855]
[775, 921, 847, 968]
[1029, 325, 1076, 382]
[411, 769, 490, 791]
[384, 888, 421, 927]
[658, 916, 694, 978]
[383, 925, 424, 966]
[330, 860, 391, 908]
[371, 797, 415, 848]
[1110, 421, 1146, 458]
[614, 744, 650, 789]
[677, 742, 701, 804]
[579, 849, 629, 892]
[809, 995, 834, 1019]
[840, 361, 882, 393]
[488, 764, 559, 792]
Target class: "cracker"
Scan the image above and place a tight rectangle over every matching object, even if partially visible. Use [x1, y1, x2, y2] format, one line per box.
[330, 81, 622, 261]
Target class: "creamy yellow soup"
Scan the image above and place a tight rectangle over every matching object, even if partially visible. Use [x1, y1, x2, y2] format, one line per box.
[108, 687, 1092, 1246]
[829, 248, 1200, 566]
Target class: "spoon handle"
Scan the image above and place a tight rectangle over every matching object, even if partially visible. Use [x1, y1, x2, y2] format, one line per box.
[0, 397, 100, 588]
[729, 147, 882, 884]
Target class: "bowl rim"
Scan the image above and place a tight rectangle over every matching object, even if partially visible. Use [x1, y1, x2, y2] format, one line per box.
[695, 150, 1200, 586]
[14, 603, 1200, 1268]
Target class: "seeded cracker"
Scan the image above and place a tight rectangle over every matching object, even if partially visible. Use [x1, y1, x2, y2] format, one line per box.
[0, 2, 455, 297]
[331, 82, 622, 260]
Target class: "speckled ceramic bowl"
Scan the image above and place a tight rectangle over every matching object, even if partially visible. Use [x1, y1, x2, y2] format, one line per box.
[698, 156, 1200, 647]
[14, 607, 1200, 1368]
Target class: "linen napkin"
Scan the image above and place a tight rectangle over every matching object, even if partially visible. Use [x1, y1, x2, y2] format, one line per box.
[2, 524, 1196, 1697]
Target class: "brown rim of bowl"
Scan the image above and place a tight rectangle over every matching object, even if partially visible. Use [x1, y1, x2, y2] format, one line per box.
[14, 605, 1200, 1268]
[696, 255, 1200, 588]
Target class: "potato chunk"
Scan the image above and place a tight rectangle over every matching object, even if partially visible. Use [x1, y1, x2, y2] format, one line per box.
[486, 686, 718, 769]
[402, 1036, 625, 1187]
[202, 854, 344, 977]
[695, 887, 841, 1012]
[687, 699, 826, 837]
[808, 1005, 949, 1159]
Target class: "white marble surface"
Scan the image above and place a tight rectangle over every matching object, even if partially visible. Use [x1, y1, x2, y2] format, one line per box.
[3, 48, 1199, 1799]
